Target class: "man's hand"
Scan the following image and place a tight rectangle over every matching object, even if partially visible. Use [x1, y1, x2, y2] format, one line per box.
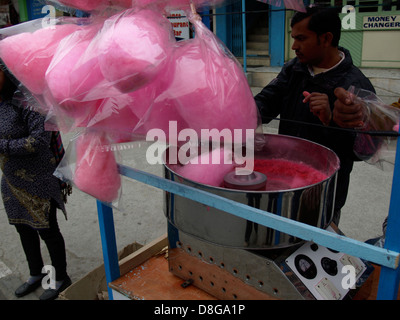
[333, 87, 365, 128]
[303, 91, 332, 125]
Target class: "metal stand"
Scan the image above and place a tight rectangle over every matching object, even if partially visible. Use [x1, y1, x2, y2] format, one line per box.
[96, 148, 400, 299]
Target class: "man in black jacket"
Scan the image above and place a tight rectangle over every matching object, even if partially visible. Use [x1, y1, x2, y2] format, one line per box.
[254, 6, 375, 225]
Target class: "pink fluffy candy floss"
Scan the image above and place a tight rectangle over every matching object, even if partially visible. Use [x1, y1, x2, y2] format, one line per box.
[161, 18, 259, 140]
[0, 24, 79, 95]
[96, 8, 175, 93]
[74, 132, 121, 203]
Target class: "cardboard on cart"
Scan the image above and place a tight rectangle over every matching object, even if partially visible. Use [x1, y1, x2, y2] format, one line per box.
[108, 234, 215, 300]
[59, 242, 143, 300]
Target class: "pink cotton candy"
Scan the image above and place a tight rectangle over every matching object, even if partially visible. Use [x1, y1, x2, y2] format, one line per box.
[97, 9, 175, 93]
[88, 96, 141, 143]
[74, 133, 121, 202]
[174, 147, 236, 187]
[45, 24, 106, 127]
[45, 38, 100, 126]
[0, 24, 79, 95]
[163, 20, 258, 142]
[113, 0, 135, 7]
[125, 74, 189, 139]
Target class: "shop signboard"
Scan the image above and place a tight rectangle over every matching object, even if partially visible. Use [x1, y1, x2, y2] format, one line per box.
[363, 14, 400, 30]
[169, 10, 190, 40]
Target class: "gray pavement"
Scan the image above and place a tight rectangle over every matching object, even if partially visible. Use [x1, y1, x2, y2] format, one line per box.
[0, 138, 168, 300]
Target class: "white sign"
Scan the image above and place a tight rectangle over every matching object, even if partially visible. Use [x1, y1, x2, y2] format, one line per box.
[363, 15, 400, 30]
[169, 10, 190, 40]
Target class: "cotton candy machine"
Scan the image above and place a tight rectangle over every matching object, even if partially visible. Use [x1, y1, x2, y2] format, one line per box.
[164, 133, 339, 249]
[163, 134, 373, 299]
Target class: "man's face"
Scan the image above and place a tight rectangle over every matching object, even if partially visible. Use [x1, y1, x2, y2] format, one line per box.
[291, 17, 325, 66]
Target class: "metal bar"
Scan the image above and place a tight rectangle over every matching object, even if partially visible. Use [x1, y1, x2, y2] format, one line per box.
[96, 200, 120, 300]
[242, 0, 247, 73]
[377, 132, 400, 299]
[118, 164, 400, 269]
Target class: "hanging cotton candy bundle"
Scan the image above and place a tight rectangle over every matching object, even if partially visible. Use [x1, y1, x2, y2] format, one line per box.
[0, 24, 79, 95]
[74, 132, 121, 203]
[44, 23, 104, 128]
[125, 73, 189, 139]
[96, 8, 176, 93]
[161, 16, 259, 142]
[87, 95, 141, 143]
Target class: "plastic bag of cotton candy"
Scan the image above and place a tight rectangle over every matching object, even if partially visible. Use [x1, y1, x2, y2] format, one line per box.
[0, 5, 259, 202]
[53, 129, 122, 203]
[41, 7, 259, 141]
[43, 7, 177, 132]
[350, 86, 400, 168]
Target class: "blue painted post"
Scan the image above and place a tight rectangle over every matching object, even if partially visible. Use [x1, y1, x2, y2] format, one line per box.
[269, 4, 285, 66]
[377, 134, 400, 299]
[96, 200, 120, 300]
[215, 5, 232, 52]
[200, 6, 210, 29]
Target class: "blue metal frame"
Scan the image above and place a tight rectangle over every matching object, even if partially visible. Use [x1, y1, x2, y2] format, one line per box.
[269, 4, 285, 66]
[376, 135, 400, 299]
[96, 154, 400, 299]
[96, 200, 120, 300]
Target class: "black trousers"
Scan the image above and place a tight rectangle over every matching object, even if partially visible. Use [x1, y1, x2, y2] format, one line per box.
[15, 200, 67, 281]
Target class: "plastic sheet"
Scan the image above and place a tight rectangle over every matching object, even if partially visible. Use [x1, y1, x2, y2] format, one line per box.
[350, 86, 400, 168]
[0, 21, 81, 95]
[54, 130, 122, 203]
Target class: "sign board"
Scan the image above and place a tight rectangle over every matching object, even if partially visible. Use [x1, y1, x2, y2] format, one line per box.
[26, 0, 48, 20]
[169, 10, 190, 40]
[363, 15, 400, 30]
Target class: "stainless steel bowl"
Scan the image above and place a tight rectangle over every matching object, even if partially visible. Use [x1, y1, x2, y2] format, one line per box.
[164, 133, 340, 249]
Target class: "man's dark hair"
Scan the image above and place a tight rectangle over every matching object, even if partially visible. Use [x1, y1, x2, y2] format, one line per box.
[291, 6, 341, 47]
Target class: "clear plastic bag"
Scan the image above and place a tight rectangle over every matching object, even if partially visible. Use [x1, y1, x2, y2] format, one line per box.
[54, 129, 122, 204]
[0, 5, 260, 203]
[157, 10, 259, 142]
[350, 86, 400, 168]
[0, 18, 82, 96]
